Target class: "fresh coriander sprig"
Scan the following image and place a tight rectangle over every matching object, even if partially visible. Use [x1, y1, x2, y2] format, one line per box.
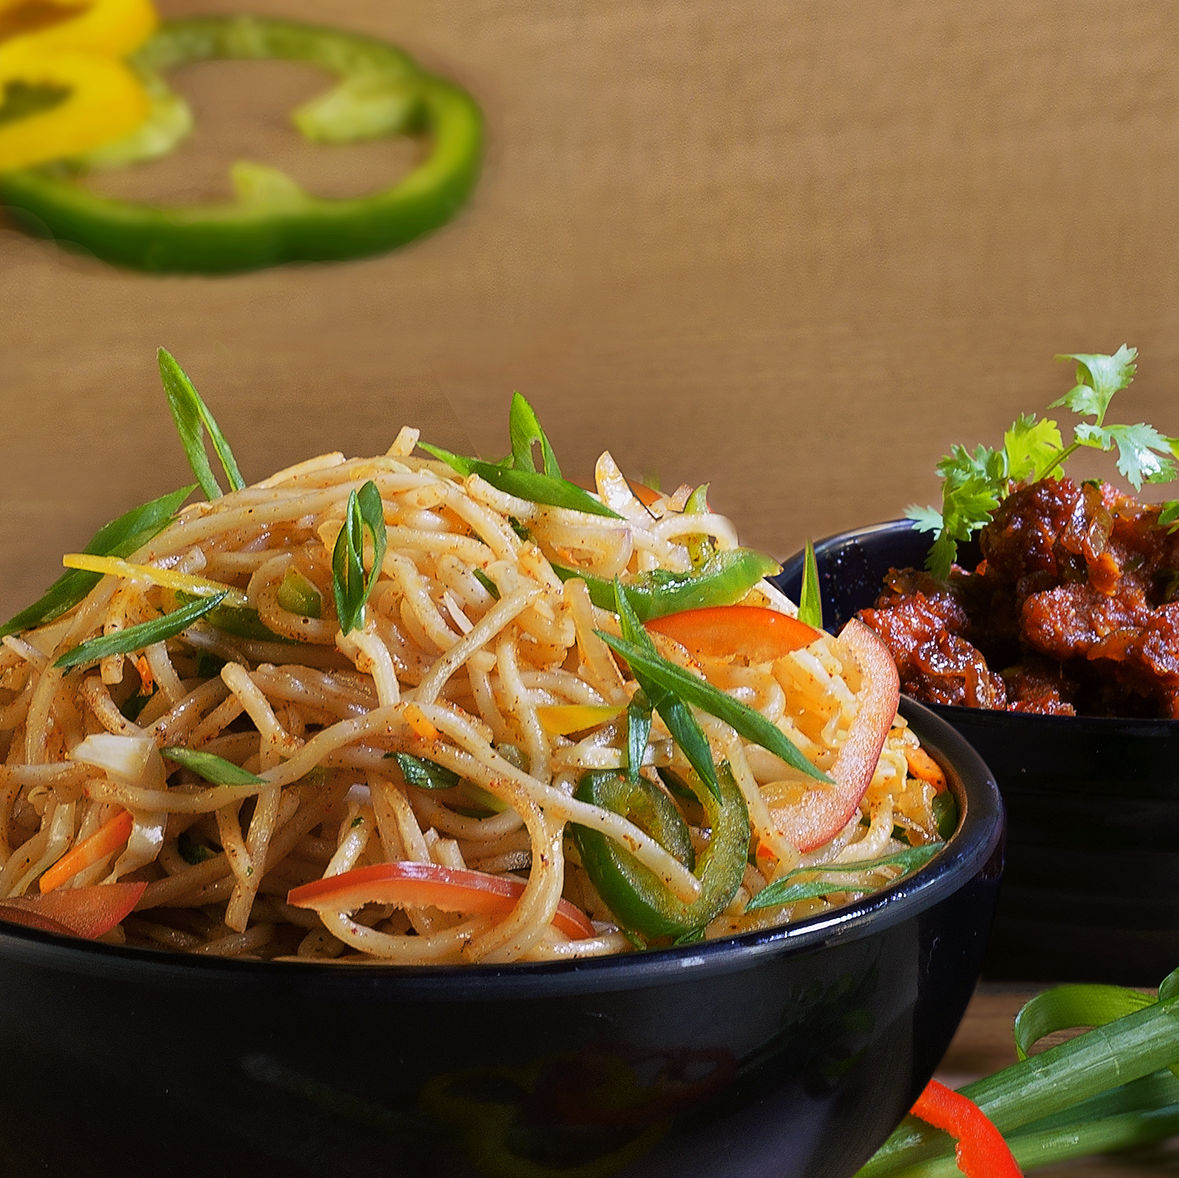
[908, 346, 1179, 579]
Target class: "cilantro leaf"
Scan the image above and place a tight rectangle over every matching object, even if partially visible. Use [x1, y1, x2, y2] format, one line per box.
[1052, 345, 1138, 421]
[1103, 423, 1177, 488]
[912, 345, 1176, 578]
[1004, 415, 1062, 483]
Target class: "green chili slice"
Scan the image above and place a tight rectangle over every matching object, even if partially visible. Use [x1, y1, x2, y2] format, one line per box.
[555, 548, 781, 623]
[573, 765, 748, 940]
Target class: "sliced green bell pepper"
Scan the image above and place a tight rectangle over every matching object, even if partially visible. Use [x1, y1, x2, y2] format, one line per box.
[573, 765, 750, 941]
[0, 15, 482, 272]
[554, 548, 781, 623]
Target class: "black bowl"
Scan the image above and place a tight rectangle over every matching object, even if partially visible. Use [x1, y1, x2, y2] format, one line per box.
[777, 519, 1178, 986]
[0, 700, 1000, 1178]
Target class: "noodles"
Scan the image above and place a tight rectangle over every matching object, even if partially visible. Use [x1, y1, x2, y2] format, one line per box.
[0, 390, 947, 965]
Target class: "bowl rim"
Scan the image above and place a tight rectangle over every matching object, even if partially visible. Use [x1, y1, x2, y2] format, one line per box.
[0, 698, 1003, 997]
[779, 517, 1179, 734]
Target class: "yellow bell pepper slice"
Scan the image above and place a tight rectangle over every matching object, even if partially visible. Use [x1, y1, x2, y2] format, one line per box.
[0, 44, 149, 170]
[535, 702, 625, 736]
[0, 0, 156, 59]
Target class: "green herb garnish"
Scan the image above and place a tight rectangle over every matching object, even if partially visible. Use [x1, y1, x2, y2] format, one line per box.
[419, 392, 621, 519]
[54, 591, 228, 668]
[387, 751, 461, 790]
[625, 689, 653, 784]
[158, 347, 245, 499]
[332, 479, 387, 635]
[472, 568, 500, 599]
[611, 582, 721, 800]
[907, 346, 1179, 579]
[507, 389, 562, 475]
[746, 842, 943, 911]
[162, 745, 266, 785]
[177, 830, 218, 864]
[599, 585, 829, 788]
[797, 539, 823, 630]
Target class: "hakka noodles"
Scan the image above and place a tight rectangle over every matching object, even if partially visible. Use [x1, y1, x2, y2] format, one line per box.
[0, 355, 947, 964]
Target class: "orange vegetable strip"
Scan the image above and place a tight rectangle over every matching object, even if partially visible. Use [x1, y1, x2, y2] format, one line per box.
[911, 1079, 1023, 1177]
[626, 479, 662, 507]
[645, 604, 820, 662]
[0, 880, 147, 939]
[403, 703, 440, 741]
[905, 744, 948, 793]
[38, 807, 134, 893]
[287, 861, 596, 941]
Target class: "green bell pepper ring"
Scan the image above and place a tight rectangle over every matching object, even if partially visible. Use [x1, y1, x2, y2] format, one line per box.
[573, 766, 750, 940]
[554, 548, 781, 624]
[0, 15, 482, 273]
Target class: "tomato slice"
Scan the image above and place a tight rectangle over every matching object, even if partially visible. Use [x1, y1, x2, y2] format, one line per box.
[287, 861, 596, 941]
[645, 604, 820, 662]
[0, 880, 147, 940]
[773, 619, 900, 852]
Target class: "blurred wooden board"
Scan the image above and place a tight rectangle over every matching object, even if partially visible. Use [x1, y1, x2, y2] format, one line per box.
[2, 0, 1178, 610]
[4, 1, 1179, 621]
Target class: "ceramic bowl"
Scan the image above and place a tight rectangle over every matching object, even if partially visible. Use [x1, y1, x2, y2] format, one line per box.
[777, 519, 1177, 985]
[0, 699, 1001, 1178]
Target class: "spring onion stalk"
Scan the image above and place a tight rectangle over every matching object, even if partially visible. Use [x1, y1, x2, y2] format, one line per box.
[798, 539, 823, 630]
[858, 971, 1179, 1177]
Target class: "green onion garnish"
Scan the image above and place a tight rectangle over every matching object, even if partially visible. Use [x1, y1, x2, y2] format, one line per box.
[54, 591, 228, 668]
[332, 479, 387, 635]
[162, 746, 266, 785]
[158, 347, 245, 499]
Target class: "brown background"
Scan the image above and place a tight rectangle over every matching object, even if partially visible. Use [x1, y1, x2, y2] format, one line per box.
[2, 5, 1179, 1170]
[5, 0, 1179, 623]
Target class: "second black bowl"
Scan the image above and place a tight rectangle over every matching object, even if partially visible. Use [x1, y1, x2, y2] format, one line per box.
[777, 519, 1179, 986]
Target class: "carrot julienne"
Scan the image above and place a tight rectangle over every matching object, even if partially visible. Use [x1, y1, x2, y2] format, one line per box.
[904, 745, 948, 793]
[39, 808, 134, 893]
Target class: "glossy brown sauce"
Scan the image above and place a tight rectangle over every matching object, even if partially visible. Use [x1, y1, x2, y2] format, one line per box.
[858, 478, 1179, 717]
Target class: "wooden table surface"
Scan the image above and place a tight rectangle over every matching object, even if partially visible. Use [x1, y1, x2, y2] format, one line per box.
[4, 4, 1179, 1173]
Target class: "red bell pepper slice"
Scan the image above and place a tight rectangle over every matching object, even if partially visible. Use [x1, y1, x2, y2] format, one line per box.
[911, 1079, 1023, 1176]
[644, 604, 820, 662]
[774, 618, 900, 852]
[0, 880, 146, 940]
[287, 861, 596, 941]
